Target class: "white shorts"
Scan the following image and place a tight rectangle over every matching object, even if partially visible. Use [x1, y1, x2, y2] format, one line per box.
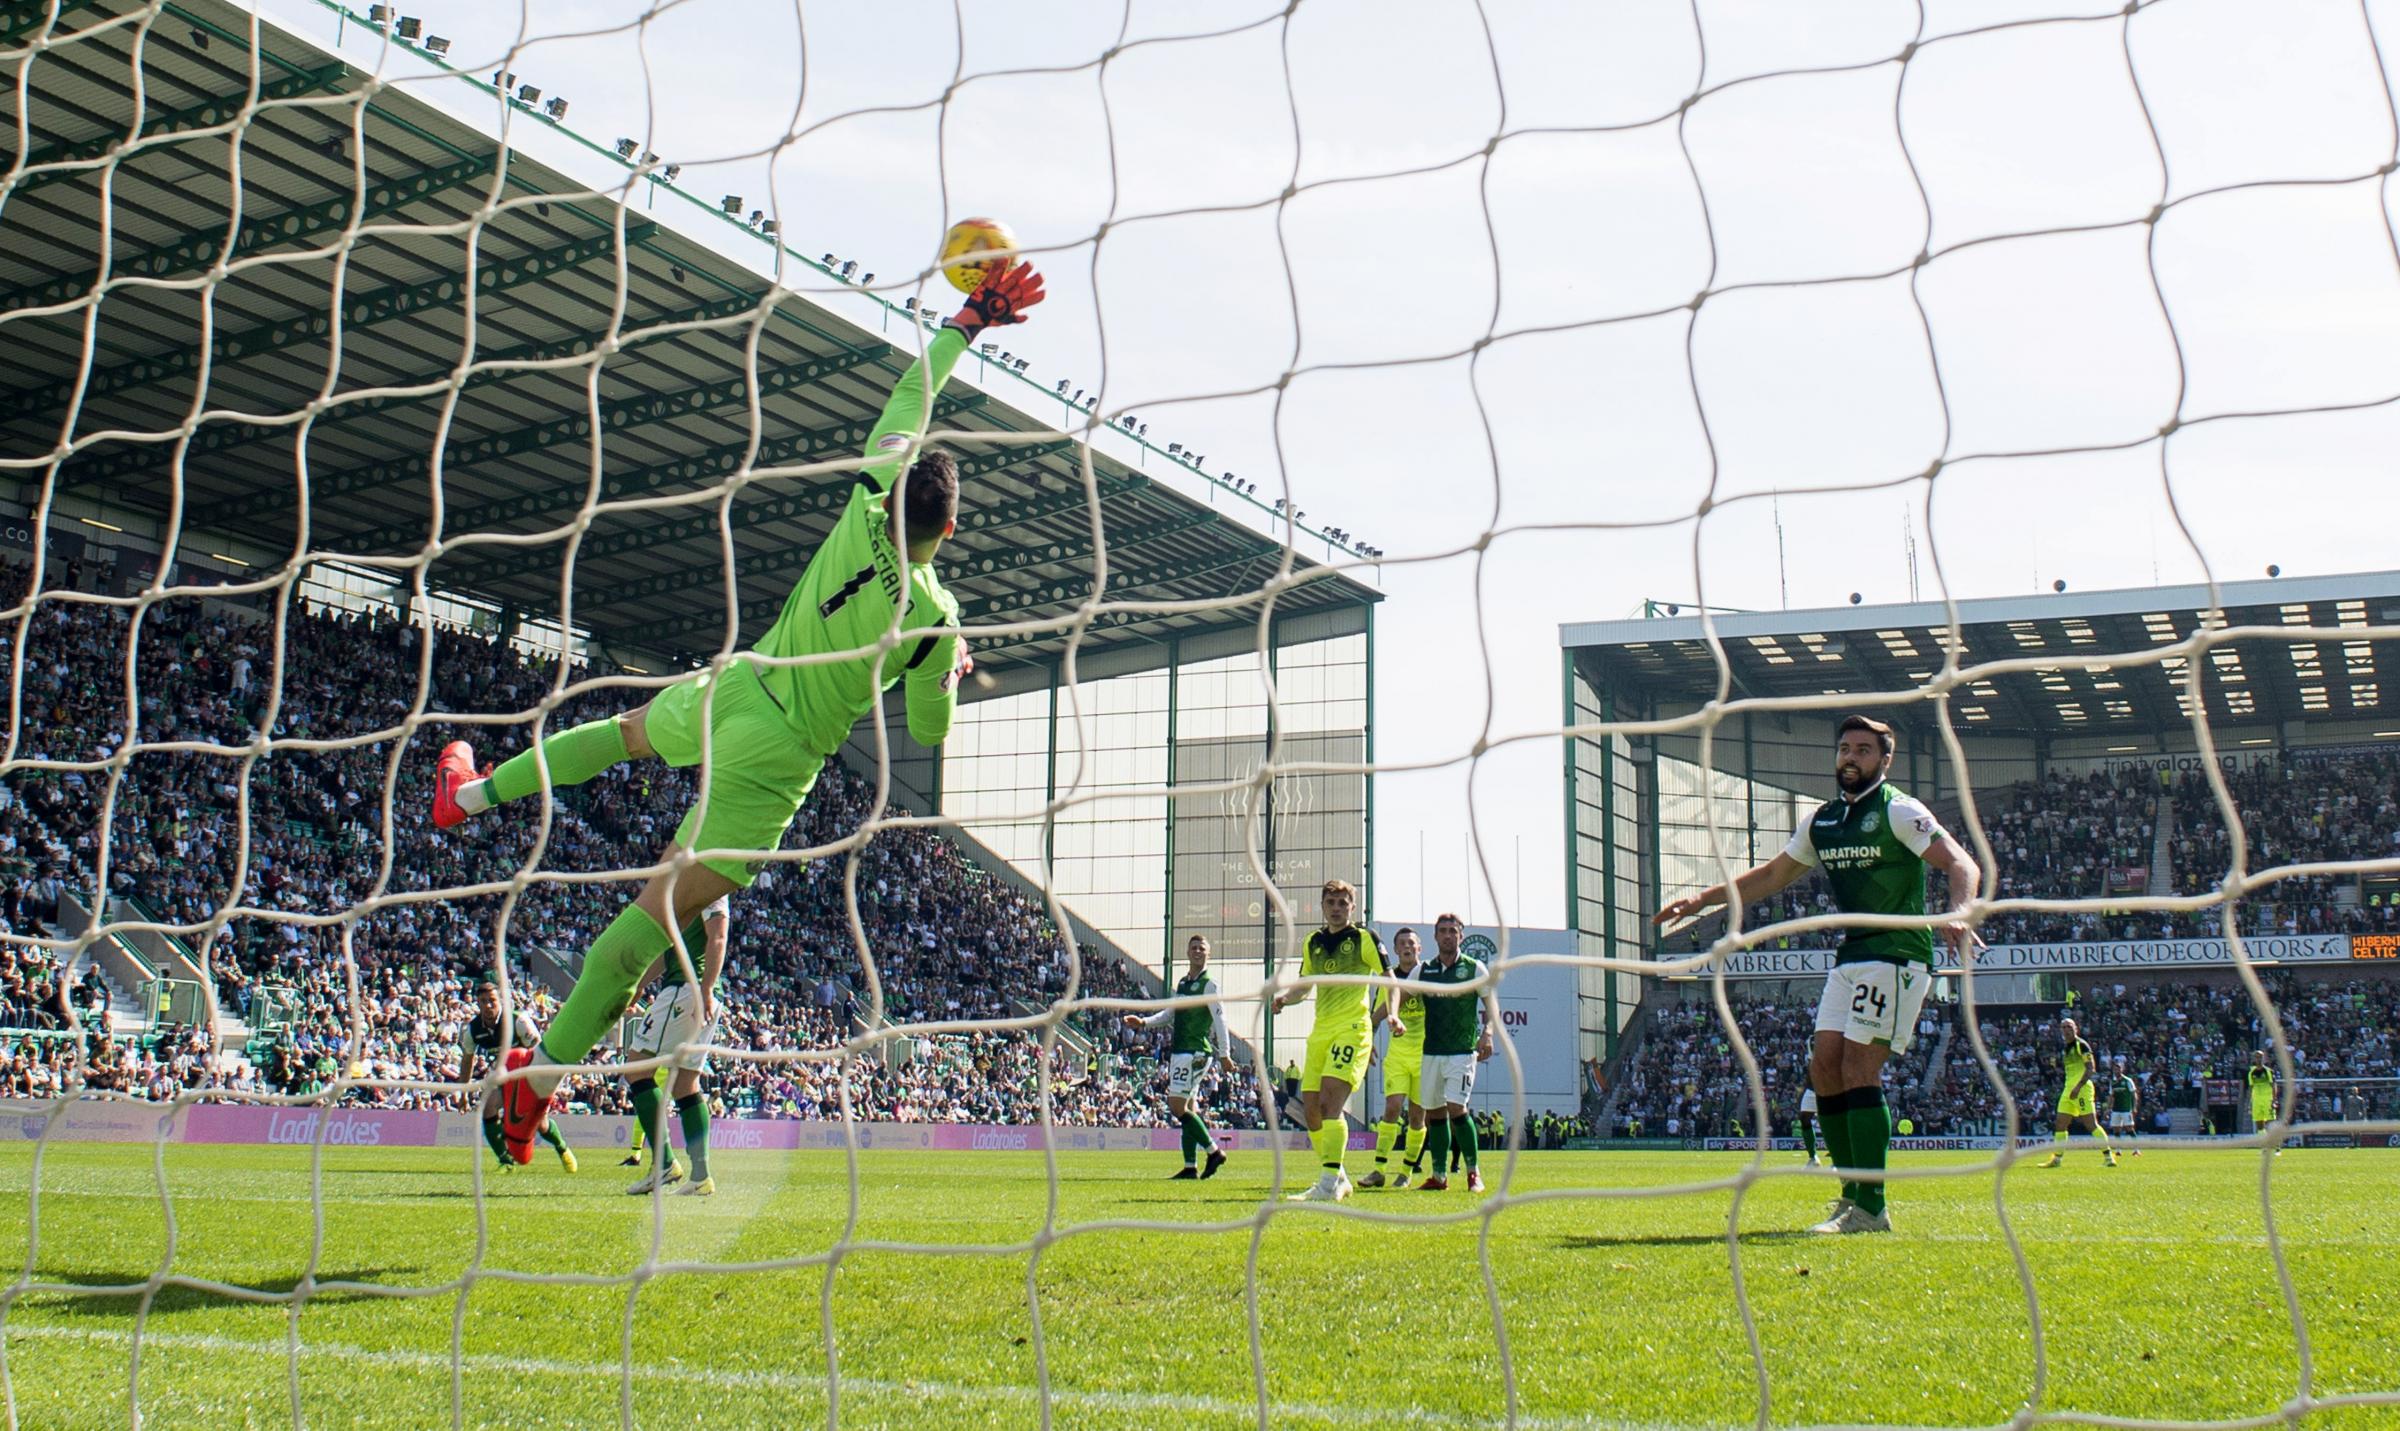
[1165, 1053, 1205, 1099]
[1798, 1087, 1818, 1116]
[2107, 1111, 2134, 1131]
[1420, 1053, 1477, 1110]
[1814, 961, 1930, 1056]
[628, 983, 718, 1073]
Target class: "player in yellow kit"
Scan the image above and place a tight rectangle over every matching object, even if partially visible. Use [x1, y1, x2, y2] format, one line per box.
[1271, 879, 1383, 1202]
[2040, 1017, 2116, 1167]
[2248, 1049, 2281, 1154]
[1358, 925, 1427, 1189]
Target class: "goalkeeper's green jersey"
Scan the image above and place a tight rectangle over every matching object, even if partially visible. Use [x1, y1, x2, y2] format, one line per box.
[752, 326, 969, 759]
[1301, 925, 1381, 1034]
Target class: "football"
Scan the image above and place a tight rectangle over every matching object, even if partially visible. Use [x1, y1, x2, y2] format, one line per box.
[940, 216, 1016, 293]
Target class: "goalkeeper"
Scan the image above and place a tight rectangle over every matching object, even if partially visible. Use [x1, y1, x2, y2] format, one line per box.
[430, 260, 1048, 1163]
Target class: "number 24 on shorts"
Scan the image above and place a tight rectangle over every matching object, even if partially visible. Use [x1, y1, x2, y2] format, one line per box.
[1851, 983, 1888, 1019]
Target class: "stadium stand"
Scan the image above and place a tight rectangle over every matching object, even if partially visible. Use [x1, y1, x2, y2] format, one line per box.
[0, 558, 1268, 1128]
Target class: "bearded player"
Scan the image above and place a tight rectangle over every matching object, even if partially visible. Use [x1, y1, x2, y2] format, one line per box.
[2039, 1017, 2116, 1168]
[1409, 913, 1492, 1194]
[430, 260, 1047, 1162]
[1124, 934, 1235, 1180]
[623, 894, 729, 1197]
[1270, 879, 1383, 1202]
[1654, 714, 1980, 1234]
[1360, 924, 1428, 1189]
[454, 974, 576, 1173]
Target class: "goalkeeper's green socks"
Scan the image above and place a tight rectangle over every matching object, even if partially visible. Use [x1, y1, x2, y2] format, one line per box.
[1179, 1110, 1211, 1168]
[481, 1118, 511, 1165]
[542, 905, 672, 1067]
[1372, 1118, 1400, 1168]
[1850, 1087, 1891, 1218]
[475, 718, 631, 811]
[1402, 1120, 1427, 1171]
[538, 1122, 569, 1153]
[1425, 1115, 1450, 1176]
[676, 1093, 711, 1183]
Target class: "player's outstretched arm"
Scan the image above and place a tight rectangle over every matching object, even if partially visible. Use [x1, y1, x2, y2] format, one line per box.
[1922, 831, 1983, 957]
[1653, 852, 1809, 929]
[862, 259, 1048, 494]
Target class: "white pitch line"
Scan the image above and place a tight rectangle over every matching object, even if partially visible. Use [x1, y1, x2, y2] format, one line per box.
[6, 1323, 1714, 1431]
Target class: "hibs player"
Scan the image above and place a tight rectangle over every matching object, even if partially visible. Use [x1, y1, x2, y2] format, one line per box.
[2106, 1056, 2141, 1158]
[1653, 714, 1981, 1234]
[426, 259, 1049, 1162]
[1124, 934, 1236, 1180]
[1410, 913, 1492, 1194]
[623, 894, 729, 1197]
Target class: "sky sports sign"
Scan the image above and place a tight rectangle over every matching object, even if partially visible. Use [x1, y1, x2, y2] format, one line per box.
[1694, 934, 2362, 979]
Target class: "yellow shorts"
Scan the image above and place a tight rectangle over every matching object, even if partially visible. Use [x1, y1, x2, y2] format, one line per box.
[1383, 1044, 1423, 1107]
[2058, 1088, 2095, 1119]
[1301, 1023, 1369, 1094]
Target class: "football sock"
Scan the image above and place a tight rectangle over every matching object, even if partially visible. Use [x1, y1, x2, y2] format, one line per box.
[1403, 1120, 1427, 1170]
[1851, 1087, 1890, 1218]
[538, 1121, 568, 1153]
[481, 1118, 510, 1164]
[484, 718, 630, 807]
[1425, 1115, 1450, 1175]
[675, 1093, 711, 1182]
[1800, 1114, 1818, 1162]
[2094, 1123, 2113, 1151]
[1373, 1119, 1400, 1167]
[543, 905, 671, 1066]
[630, 1078, 665, 1161]
[1459, 1118, 1480, 1171]
[1180, 1110, 1210, 1167]
[2053, 1127, 2069, 1150]
[1818, 1089, 1859, 1202]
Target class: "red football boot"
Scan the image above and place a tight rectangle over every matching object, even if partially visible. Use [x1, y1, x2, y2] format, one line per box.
[432, 740, 485, 830]
[498, 1046, 552, 1165]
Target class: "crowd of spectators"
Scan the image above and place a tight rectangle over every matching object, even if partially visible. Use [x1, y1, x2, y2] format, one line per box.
[1666, 755, 2400, 954]
[0, 559, 1244, 1129]
[1606, 972, 2400, 1139]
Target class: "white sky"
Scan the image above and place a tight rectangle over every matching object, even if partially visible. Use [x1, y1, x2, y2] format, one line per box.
[266, 0, 2400, 928]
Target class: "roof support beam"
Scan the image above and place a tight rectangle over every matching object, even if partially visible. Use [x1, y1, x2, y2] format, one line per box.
[333, 391, 988, 556]
[183, 339, 891, 528]
[451, 436, 1089, 593]
[955, 544, 1277, 623]
[0, 1, 88, 46]
[9, 62, 351, 200]
[7, 222, 652, 421]
[580, 506, 1216, 616]
[0, 151, 499, 316]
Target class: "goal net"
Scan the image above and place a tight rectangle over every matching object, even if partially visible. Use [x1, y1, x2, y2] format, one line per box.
[2, 0, 2397, 1426]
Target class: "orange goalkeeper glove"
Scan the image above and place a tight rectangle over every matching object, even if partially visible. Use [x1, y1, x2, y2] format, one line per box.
[948, 259, 1046, 339]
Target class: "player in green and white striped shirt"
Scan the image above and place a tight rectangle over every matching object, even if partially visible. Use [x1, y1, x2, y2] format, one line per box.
[1124, 935, 1236, 1180]
[1654, 715, 1981, 1235]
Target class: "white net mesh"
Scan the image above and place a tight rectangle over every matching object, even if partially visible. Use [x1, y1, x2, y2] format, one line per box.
[4, 0, 2400, 1426]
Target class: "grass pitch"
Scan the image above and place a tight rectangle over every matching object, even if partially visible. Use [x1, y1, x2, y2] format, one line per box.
[1, 1140, 2394, 1429]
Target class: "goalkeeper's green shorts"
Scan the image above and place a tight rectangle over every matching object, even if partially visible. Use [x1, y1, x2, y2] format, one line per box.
[644, 660, 823, 888]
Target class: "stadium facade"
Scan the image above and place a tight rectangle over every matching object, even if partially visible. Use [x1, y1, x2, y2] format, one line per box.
[1562, 571, 2400, 1063]
[0, 0, 1377, 1061]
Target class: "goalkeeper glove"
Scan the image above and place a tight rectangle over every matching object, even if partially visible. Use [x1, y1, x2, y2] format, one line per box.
[948, 259, 1046, 339]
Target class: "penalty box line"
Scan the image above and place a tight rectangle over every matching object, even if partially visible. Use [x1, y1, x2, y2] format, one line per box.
[6, 1323, 1712, 1431]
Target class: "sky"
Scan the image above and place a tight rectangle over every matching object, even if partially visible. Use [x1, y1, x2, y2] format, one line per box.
[255, 0, 2400, 929]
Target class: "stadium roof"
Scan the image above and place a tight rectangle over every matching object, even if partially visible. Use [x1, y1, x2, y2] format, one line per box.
[1561, 570, 2400, 739]
[0, 0, 1376, 680]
